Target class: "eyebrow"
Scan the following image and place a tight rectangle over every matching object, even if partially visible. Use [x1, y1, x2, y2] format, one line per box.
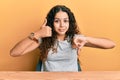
[54, 18, 69, 20]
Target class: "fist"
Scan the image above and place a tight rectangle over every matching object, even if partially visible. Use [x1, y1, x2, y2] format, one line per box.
[72, 34, 87, 50]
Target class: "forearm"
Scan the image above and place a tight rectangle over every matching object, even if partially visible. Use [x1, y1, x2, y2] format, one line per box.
[85, 37, 116, 49]
[10, 37, 40, 57]
[10, 19, 52, 57]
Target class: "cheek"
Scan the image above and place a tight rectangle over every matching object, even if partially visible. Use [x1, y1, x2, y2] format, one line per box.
[66, 23, 69, 29]
[54, 23, 59, 28]
[65, 22, 69, 26]
[53, 23, 59, 31]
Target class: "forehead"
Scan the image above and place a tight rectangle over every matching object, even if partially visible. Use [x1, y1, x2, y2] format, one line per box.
[54, 11, 69, 19]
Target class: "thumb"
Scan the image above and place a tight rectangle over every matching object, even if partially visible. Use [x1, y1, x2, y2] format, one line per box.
[42, 18, 47, 27]
[78, 41, 86, 49]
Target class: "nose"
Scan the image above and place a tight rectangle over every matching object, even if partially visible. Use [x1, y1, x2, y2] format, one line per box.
[60, 21, 64, 27]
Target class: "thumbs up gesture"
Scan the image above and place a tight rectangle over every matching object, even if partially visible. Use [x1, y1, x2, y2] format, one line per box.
[34, 19, 52, 39]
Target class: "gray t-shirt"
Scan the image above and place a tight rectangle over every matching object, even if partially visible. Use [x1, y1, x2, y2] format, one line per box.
[41, 39, 78, 72]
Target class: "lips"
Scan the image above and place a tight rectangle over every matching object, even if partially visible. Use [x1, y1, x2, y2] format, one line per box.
[59, 29, 65, 32]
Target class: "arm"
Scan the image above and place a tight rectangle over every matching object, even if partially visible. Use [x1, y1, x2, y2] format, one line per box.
[10, 19, 52, 57]
[85, 36, 116, 49]
[10, 36, 40, 57]
[73, 35, 116, 49]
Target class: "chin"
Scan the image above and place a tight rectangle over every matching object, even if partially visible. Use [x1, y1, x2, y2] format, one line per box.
[58, 33, 66, 36]
[59, 32, 66, 35]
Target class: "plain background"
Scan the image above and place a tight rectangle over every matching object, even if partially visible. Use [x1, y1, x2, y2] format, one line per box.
[0, 0, 120, 71]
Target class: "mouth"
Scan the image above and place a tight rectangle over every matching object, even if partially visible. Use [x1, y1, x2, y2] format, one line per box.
[59, 29, 65, 32]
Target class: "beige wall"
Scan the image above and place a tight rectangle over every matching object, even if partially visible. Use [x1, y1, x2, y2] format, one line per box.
[0, 0, 120, 71]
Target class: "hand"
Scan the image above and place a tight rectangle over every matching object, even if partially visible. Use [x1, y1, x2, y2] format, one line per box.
[72, 35, 87, 50]
[34, 19, 52, 38]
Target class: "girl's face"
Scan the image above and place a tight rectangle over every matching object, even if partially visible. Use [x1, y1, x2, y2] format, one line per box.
[53, 11, 69, 36]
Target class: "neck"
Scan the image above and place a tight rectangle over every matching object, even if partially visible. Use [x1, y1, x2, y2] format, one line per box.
[57, 35, 66, 41]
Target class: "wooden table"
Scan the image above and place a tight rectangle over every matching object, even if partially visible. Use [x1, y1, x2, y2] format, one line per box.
[0, 71, 120, 80]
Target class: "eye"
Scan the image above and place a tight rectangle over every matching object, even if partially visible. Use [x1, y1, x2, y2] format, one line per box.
[64, 19, 69, 23]
[54, 19, 59, 23]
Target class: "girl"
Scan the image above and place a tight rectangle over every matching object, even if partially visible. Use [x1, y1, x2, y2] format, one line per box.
[10, 5, 115, 72]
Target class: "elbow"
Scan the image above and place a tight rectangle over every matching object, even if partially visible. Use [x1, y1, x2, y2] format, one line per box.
[10, 49, 21, 57]
[10, 51, 18, 57]
[110, 42, 116, 49]
[10, 53, 19, 57]
[104, 42, 116, 49]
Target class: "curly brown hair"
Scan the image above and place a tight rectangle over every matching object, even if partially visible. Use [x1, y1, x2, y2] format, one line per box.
[39, 5, 80, 61]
